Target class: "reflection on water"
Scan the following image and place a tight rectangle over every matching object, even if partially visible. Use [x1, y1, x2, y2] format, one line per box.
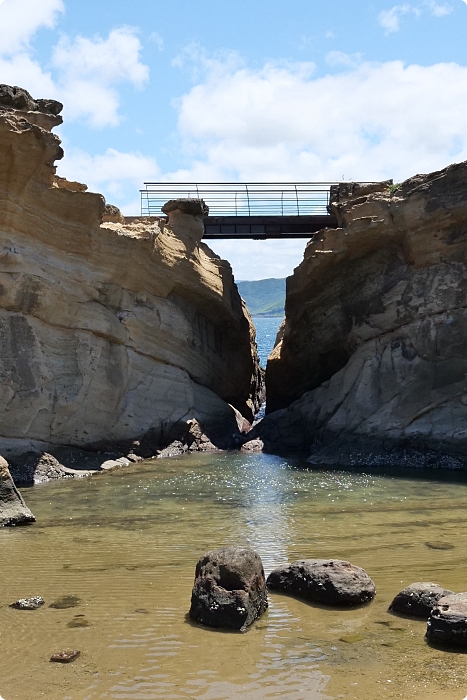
[1, 453, 467, 699]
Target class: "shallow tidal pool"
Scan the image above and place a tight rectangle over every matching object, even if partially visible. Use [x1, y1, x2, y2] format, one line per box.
[2, 452, 467, 699]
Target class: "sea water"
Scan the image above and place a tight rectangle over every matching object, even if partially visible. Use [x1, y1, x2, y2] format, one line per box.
[252, 317, 283, 367]
[2, 453, 467, 700]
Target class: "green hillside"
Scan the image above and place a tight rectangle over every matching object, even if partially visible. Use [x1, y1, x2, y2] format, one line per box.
[236, 278, 286, 317]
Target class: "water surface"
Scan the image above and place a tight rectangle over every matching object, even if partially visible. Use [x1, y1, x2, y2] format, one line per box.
[252, 316, 283, 366]
[2, 453, 467, 699]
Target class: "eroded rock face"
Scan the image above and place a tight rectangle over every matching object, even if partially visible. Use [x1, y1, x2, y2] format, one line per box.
[0, 456, 35, 526]
[266, 559, 376, 606]
[189, 547, 268, 630]
[426, 593, 467, 647]
[261, 163, 467, 465]
[0, 86, 261, 464]
[389, 582, 454, 618]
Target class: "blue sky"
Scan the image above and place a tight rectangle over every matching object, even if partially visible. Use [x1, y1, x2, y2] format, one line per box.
[1, 0, 467, 278]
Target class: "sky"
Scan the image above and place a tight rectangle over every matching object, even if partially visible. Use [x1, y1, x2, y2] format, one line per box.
[1, 0, 467, 279]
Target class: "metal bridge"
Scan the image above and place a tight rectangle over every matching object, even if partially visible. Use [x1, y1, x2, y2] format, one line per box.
[140, 182, 340, 239]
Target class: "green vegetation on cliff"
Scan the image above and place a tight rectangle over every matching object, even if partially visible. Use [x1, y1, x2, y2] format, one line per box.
[237, 278, 285, 317]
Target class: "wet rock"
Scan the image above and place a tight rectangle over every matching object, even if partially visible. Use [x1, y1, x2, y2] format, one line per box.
[240, 438, 264, 453]
[267, 559, 376, 607]
[189, 546, 268, 631]
[67, 618, 91, 628]
[49, 595, 81, 609]
[339, 634, 365, 643]
[0, 456, 35, 526]
[50, 650, 80, 663]
[426, 593, 467, 647]
[99, 457, 130, 471]
[10, 596, 45, 610]
[425, 541, 454, 551]
[389, 582, 454, 618]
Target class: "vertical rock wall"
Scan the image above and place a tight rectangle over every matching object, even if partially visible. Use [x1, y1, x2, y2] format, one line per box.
[259, 163, 467, 466]
[0, 85, 262, 462]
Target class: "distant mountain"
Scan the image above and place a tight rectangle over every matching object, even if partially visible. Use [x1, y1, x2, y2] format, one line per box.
[236, 278, 286, 317]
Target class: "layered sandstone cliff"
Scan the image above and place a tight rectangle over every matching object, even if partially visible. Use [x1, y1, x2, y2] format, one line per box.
[0, 85, 261, 470]
[259, 163, 467, 466]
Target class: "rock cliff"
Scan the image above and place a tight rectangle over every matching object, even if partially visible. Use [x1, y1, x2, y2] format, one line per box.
[260, 163, 467, 466]
[0, 85, 261, 470]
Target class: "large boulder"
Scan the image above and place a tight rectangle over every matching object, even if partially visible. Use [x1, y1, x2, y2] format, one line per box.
[426, 593, 467, 647]
[389, 582, 454, 618]
[189, 547, 268, 630]
[259, 163, 467, 466]
[267, 559, 375, 606]
[0, 456, 35, 526]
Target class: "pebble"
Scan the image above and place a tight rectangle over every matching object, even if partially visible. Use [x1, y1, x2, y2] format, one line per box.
[50, 650, 81, 663]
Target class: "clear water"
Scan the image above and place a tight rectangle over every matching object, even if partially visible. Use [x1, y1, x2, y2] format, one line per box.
[2, 453, 467, 699]
[253, 317, 283, 366]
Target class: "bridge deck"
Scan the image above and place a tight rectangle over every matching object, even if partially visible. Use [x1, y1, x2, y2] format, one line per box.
[139, 182, 342, 239]
[203, 214, 337, 239]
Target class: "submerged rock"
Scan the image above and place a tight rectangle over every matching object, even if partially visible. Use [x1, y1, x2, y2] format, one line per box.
[259, 163, 467, 465]
[10, 596, 45, 610]
[49, 595, 81, 609]
[267, 559, 376, 607]
[426, 593, 467, 647]
[389, 582, 454, 618]
[67, 618, 91, 628]
[189, 546, 268, 630]
[0, 456, 35, 526]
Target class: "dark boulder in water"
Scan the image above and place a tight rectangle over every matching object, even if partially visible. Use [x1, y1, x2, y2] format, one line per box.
[389, 582, 454, 618]
[189, 546, 268, 630]
[426, 593, 467, 647]
[267, 559, 375, 607]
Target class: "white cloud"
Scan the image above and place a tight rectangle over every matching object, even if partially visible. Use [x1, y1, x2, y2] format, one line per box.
[379, 1, 452, 32]
[378, 4, 420, 33]
[0, 53, 56, 95]
[174, 55, 467, 186]
[325, 51, 364, 68]
[57, 147, 160, 212]
[0, 0, 63, 56]
[167, 52, 467, 279]
[425, 0, 452, 15]
[0, 0, 149, 128]
[149, 31, 164, 51]
[52, 28, 149, 127]
[53, 28, 148, 87]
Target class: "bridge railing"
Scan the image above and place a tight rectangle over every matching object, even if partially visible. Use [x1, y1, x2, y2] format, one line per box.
[140, 182, 339, 218]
